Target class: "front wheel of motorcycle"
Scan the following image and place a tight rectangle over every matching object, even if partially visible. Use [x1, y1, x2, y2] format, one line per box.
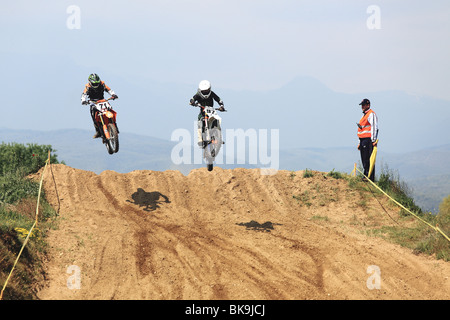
[106, 123, 119, 154]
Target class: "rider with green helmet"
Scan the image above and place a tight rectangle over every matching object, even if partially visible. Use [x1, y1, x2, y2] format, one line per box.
[81, 73, 118, 138]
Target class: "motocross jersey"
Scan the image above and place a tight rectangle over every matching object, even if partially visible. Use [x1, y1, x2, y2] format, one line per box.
[81, 81, 116, 103]
[192, 91, 223, 107]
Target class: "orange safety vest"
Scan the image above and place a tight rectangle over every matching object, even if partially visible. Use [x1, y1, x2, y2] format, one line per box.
[357, 109, 375, 139]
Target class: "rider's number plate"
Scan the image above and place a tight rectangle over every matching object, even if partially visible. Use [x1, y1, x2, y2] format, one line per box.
[96, 102, 111, 111]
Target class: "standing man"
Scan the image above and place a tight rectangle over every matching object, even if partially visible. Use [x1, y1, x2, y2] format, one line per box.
[357, 98, 378, 181]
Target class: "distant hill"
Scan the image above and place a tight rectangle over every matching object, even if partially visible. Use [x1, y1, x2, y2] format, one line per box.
[407, 174, 450, 213]
[1, 61, 449, 156]
[0, 128, 255, 175]
[1, 128, 449, 212]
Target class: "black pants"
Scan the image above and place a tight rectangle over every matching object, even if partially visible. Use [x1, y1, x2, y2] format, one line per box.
[90, 105, 98, 128]
[360, 138, 375, 181]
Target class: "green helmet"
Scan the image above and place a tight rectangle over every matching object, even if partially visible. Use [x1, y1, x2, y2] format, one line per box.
[88, 73, 101, 88]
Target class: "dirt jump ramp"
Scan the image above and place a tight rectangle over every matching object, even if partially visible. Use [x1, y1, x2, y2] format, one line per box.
[37, 164, 450, 300]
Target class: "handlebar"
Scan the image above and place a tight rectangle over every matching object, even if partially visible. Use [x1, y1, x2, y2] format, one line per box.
[191, 103, 227, 112]
[89, 96, 117, 104]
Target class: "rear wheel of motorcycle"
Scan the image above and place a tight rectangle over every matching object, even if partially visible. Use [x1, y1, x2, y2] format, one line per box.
[106, 123, 119, 154]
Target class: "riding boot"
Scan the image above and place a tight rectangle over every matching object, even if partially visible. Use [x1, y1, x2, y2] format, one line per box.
[93, 123, 101, 139]
[197, 128, 204, 148]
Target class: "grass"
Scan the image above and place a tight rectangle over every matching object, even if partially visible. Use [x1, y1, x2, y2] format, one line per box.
[293, 192, 312, 207]
[396, 198, 450, 261]
[0, 143, 60, 300]
[358, 164, 449, 261]
[372, 212, 449, 261]
[303, 168, 314, 178]
[299, 165, 450, 262]
[327, 169, 344, 180]
[376, 164, 423, 215]
[311, 215, 329, 222]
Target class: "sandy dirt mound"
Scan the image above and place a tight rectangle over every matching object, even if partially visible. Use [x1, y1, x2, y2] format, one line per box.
[37, 164, 449, 300]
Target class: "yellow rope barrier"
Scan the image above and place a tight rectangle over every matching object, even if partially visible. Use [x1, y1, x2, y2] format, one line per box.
[354, 165, 450, 242]
[0, 151, 51, 300]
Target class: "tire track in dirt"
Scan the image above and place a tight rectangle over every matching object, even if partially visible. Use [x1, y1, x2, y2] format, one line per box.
[37, 165, 450, 300]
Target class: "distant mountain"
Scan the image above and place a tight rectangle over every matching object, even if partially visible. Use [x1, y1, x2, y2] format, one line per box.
[1, 53, 449, 156]
[0, 128, 175, 173]
[0, 128, 256, 175]
[381, 145, 450, 212]
[408, 174, 450, 213]
[220, 76, 450, 154]
[1, 128, 449, 212]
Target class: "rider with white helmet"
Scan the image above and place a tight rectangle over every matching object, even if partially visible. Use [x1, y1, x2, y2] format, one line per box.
[190, 80, 225, 148]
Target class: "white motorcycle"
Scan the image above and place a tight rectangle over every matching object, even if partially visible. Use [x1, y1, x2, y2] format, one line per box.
[194, 104, 226, 171]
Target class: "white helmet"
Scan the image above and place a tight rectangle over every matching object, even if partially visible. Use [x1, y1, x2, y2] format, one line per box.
[198, 80, 211, 99]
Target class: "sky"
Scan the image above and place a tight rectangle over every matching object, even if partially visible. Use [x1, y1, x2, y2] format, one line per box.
[1, 0, 450, 97]
[1, 0, 450, 150]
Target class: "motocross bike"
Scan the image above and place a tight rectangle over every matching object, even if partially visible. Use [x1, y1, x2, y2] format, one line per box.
[194, 104, 226, 171]
[90, 97, 119, 155]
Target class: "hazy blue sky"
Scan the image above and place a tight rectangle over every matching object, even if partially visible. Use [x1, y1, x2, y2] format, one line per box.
[1, 0, 449, 99]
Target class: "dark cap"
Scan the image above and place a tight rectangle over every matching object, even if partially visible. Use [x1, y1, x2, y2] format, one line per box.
[359, 98, 370, 106]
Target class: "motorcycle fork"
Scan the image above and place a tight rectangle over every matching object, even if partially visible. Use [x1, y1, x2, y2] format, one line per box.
[203, 116, 211, 144]
[99, 115, 110, 139]
[206, 117, 218, 144]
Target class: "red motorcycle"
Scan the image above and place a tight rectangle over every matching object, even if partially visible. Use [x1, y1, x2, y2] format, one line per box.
[90, 97, 119, 154]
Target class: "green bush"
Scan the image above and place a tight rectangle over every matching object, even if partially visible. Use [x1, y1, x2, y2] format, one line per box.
[0, 142, 61, 299]
[439, 195, 450, 217]
[327, 169, 344, 179]
[0, 142, 60, 176]
[437, 195, 450, 240]
[413, 197, 450, 261]
[377, 164, 422, 214]
[0, 171, 40, 204]
[303, 168, 314, 178]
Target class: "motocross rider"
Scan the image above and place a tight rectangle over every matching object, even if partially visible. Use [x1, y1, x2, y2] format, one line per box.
[81, 73, 118, 138]
[189, 80, 225, 148]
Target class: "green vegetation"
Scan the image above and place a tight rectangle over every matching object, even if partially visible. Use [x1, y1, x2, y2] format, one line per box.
[297, 165, 449, 262]
[394, 195, 450, 261]
[372, 203, 450, 261]
[327, 169, 344, 180]
[311, 215, 329, 222]
[0, 142, 60, 176]
[376, 164, 422, 215]
[357, 164, 449, 261]
[289, 171, 296, 179]
[0, 142, 61, 299]
[293, 192, 312, 207]
[303, 168, 314, 178]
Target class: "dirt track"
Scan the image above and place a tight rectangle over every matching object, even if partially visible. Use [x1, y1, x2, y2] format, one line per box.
[37, 164, 450, 300]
